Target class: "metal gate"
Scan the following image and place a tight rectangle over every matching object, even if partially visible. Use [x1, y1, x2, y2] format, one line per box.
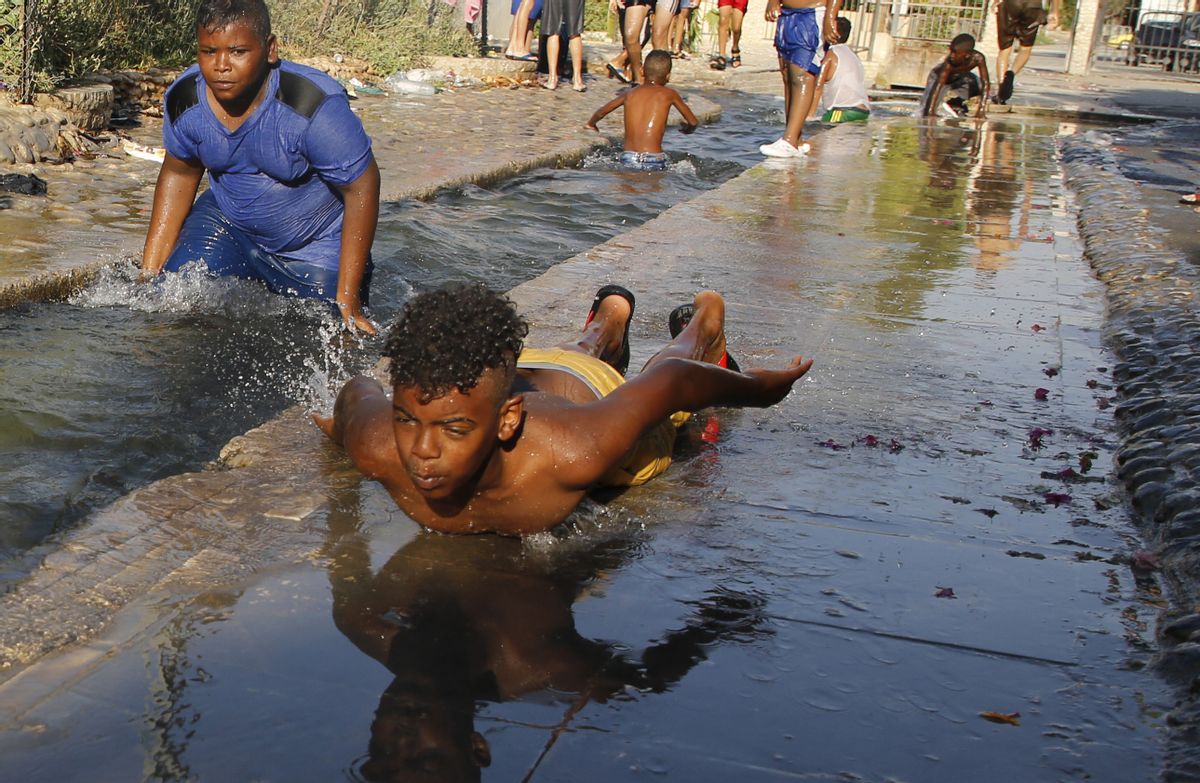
[1094, 0, 1200, 76]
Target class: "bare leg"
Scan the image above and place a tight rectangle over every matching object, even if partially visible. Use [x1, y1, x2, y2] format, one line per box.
[1011, 43, 1033, 74]
[778, 56, 791, 118]
[651, 5, 674, 50]
[782, 61, 816, 147]
[546, 34, 561, 89]
[569, 35, 585, 90]
[729, 8, 743, 58]
[717, 6, 731, 57]
[508, 0, 536, 56]
[642, 291, 728, 370]
[996, 46, 1012, 80]
[624, 6, 651, 82]
[557, 292, 632, 365]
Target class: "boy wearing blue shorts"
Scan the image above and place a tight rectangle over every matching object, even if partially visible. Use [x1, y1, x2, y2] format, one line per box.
[141, 0, 380, 333]
[761, 0, 842, 158]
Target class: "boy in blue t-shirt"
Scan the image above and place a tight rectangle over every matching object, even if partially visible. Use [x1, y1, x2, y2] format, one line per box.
[141, 0, 380, 333]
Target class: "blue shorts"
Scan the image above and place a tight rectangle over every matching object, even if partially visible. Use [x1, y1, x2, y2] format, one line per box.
[775, 7, 822, 74]
[620, 151, 670, 171]
[165, 191, 372, 305]
[511, 0, 544, 20]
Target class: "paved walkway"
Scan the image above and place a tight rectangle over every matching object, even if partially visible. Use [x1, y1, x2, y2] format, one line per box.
[0, 112, 1179, 781]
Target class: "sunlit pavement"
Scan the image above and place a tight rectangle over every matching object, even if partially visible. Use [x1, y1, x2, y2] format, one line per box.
[2, 105, 1186, 779]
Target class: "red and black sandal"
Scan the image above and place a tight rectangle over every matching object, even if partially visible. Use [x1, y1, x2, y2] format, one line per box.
[584, 284, 636, 375]
[668, 303, 740, 372]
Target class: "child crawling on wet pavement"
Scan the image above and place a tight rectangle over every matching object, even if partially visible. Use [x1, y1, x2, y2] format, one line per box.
[584, 49, 700, 172]
[921, 33, 990, 120]
[314, 282, 812, 535]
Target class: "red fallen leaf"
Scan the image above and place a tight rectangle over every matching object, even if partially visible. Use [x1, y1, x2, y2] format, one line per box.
[1058, 467, 1079, 479]
[1086, 379, 1099, 389]
[1044, 492, 1072, 506]
[980, 711, 1021, 726]
[1029, 427, 1054, 449]
[1079, 454, 1094, 473]
[1031, 324, 1044, 332]
[1043, 367, 1059, 378]
[888, 439, 904, 453]
[935, 586, 957, 599]
[860, 434, 879, 447]
[1131, 550, 1160, 572]
[1035, 387, 1049, 401]
[816, 439, 846, 450]
[1097, 397, 1111, 410]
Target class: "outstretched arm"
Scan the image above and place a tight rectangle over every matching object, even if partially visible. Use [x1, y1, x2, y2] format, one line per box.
[973, 54, 990, 118]
[559, 356, 813, 489]
[672, 91, 700, 133]
[810, 53, 837, 119]
[921, 60, 951, 116]
[141, 152, 204, 276]
[586, 94, 627, 130]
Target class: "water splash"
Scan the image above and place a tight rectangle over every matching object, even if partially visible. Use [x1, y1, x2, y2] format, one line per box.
[71, 260, 293, 319]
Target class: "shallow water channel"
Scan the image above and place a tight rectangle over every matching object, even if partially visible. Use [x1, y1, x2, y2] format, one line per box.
[0, 92, 770, 589]
[0, 109, 1176, 781]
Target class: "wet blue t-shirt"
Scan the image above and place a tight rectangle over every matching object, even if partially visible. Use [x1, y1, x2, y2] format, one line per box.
[162, 61, 373, 270]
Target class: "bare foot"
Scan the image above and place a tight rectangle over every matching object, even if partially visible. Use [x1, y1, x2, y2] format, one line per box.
[544, 76, 558, 90]
[588, 291, 633, 365]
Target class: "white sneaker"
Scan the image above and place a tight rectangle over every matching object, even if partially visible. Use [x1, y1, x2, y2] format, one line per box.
[759, 138, 809, 158]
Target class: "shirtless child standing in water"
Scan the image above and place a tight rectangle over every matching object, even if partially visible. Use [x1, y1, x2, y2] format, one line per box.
[315, 282, 811, 535]
[585, 50, 700, 172]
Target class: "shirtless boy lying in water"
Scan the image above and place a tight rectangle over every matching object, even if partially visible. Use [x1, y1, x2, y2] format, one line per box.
[315, 283, 812, 535]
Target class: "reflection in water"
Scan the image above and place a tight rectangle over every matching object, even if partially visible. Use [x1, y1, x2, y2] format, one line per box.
[322, 490, 770, 782]
[854, 120, 1047, 324]
[965, 127, 1031, 273]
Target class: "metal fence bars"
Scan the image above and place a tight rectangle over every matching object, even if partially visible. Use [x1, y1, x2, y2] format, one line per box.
[0, 0, 37, 103]
[1095, 0, 1200, 74]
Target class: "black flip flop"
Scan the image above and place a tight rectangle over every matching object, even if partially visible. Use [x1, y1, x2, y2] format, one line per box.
[668, 303, 740, 372]
[605, 63, 632, 84]
[585, 284, 636, 375]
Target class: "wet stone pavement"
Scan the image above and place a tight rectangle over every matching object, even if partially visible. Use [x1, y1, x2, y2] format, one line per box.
[0, 114, 1180, 780]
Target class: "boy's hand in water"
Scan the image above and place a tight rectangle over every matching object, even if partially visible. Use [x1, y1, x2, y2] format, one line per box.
[584, 121, 599, 131]
[741, 356, 814, 406]
[337, 298, 377, 335]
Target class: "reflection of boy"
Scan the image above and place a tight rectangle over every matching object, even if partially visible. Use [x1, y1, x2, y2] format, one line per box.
[761, 0, 842, 158]
[315, 282, 811, 535]
[993, 0, 1046, 103]
[141, 0, 380, 333]
[920, 33, 990, 120]
[585, 50, 699, 171]
[809, 16, 870, 123]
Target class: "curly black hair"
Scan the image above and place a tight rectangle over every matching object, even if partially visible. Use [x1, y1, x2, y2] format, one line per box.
[384, 283, 529, 403]
[196, 0, 272, 39]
